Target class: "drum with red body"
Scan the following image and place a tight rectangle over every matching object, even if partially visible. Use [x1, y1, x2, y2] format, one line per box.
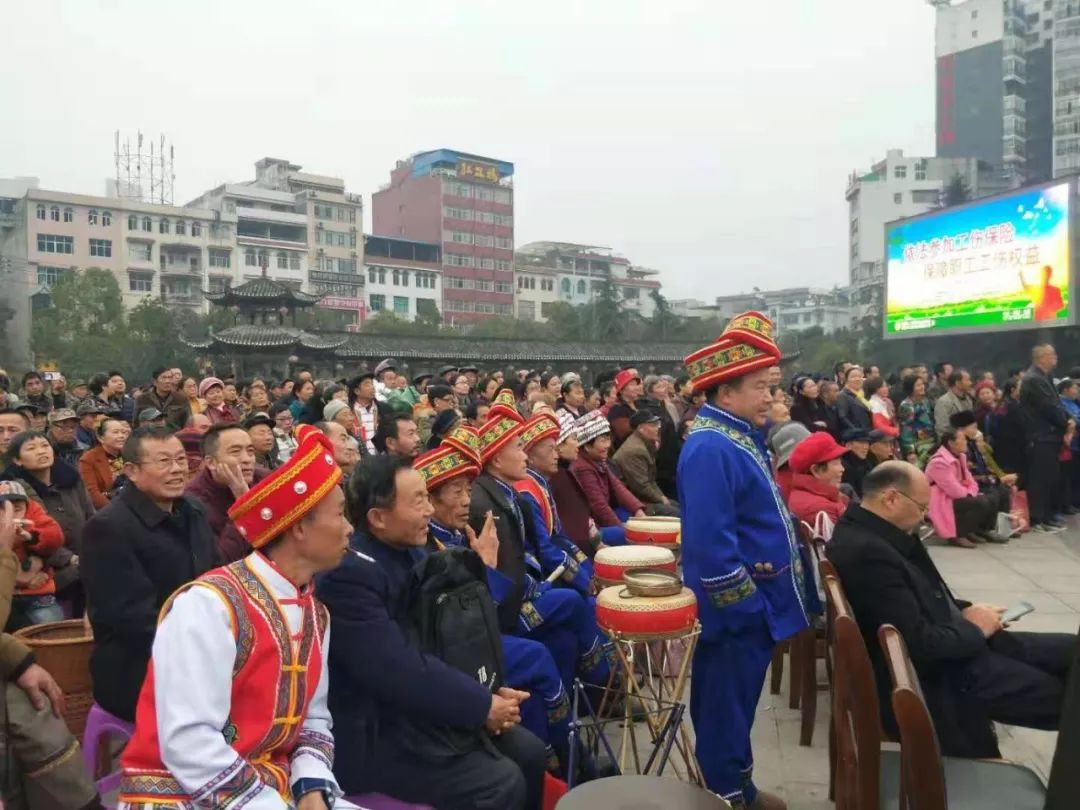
[624, 517, 681, 548]
[596, 585, 698, 640]
[594, 545, 677, 588]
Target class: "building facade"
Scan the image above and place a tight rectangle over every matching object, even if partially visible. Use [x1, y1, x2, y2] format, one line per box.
[845, 149, 1003, 325]
[363, 235, 442, 322]
[514, 241, 662, 322]
[703, 287, 850, 338]
[372, 149, 515, 324]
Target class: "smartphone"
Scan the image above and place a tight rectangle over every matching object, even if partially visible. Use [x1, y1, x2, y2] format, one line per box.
[41, 371, 60, 382]
[1002, 600, 1035, 625]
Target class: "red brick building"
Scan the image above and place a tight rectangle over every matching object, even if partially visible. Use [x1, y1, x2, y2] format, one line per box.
[372, 149, 515, 324]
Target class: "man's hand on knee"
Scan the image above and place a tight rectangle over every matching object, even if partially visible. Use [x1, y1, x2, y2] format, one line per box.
[16, 663, 65, 717]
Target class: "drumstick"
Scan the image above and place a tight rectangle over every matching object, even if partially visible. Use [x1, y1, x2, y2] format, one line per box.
[546, 563, 566, 583]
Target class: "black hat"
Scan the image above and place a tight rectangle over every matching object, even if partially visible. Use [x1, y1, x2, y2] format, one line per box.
[412, 371, 433, 386]
[868, 430, 892, 444]
[949, 410, 977, 429]
[15, 402, 45, 415]
[841, 428, 871, 444]
[427, 384, 453, 403]
[630, 409, 662, 429]
[437, 365, 458, 377]
[242, 411, 274, 430]
[460, 364, 479, 374]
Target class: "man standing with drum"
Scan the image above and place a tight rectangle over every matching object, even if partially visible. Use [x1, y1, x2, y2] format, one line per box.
[679, 312, 813, 810]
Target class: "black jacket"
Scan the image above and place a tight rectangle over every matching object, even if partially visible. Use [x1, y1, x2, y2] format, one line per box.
[80, 485, 218, 721]
[790, 396, 829, 433]
[637, 396, 680, 497]
[840, 453, 873, 498]
[316, 530, 493, 794]
[3, 460, 95, 555]
[826, 505, 999, 758]
[836, 389, 872, 433]
[1019, 365, 1070, 444]
[468, 473, 534, 633]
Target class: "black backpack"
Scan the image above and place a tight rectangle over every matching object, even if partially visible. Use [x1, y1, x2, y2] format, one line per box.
[409, 545, 505, 692]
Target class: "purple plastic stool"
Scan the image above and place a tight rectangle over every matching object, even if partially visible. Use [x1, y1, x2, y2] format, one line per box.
[344, 794, 433, 809]
[82, 703, 134, 800]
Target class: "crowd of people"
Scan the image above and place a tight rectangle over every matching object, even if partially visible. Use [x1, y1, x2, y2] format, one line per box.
[0, 319, 1074, 809]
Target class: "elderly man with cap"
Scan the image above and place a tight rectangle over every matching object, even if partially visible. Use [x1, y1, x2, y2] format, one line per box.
[117, 426, 352, 810]
[514, 413, 595, 596]
[470, 392, 613, 691]
[612, 408, 680, 516]
[47, 407, 89, 468]
[787, 431, 850, 532]
[404, 370, 432, 408]
[243, 411, 280, 470]
[437, 365, 459, 385]
[137, 407, 166, 428]
[75, 400, 107, 449]
[373, 358, 397, 403]
[460, 364, 480, 390]
[416, 425, 575, 777]
[679, 311, 815, 810]
[840, 428, 874, 498]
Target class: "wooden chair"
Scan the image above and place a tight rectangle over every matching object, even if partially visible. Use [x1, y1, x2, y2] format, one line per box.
[821, 573, 897, 810]
[877, 624, 1047, 810]
[787, 522, 828, 746]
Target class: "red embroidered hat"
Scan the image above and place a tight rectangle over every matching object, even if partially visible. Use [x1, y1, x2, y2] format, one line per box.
[414, 444, 480, 491]
[227, 427, 342, 549]
[683, 310, 781, 393]
[477, 389, 525, 466]
[441, 423, 482, 465]
[614, 369, 641, 394]
[520, 412, 560, 452]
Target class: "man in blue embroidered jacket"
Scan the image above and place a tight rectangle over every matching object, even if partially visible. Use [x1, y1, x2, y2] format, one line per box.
[678, 311, 811, 810]
[317, 454, 547, 809]
[416, 435, 574, 776]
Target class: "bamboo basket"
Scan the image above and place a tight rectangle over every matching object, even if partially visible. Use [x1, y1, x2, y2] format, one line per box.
[14, 619, 94, 737]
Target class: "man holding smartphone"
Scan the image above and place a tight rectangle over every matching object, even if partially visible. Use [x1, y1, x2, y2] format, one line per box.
[828, 461, 1076, 759]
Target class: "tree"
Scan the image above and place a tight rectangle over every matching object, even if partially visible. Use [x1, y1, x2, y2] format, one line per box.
[469, 316, 548, 340]
[415, 299, 442, 329]
[359, 311, 431, 336]
[31, 268, 127, 377]
[649, 290, 680, 341]
[585, 276, 625, 342]
[942, 173, 971, 207]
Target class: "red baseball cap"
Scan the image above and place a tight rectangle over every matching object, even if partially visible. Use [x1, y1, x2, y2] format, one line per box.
[614, 369, 641, 393]
[789, 432, 848, 475]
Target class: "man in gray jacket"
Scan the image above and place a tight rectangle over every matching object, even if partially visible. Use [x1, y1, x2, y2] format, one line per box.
[933, 368, 974, 436]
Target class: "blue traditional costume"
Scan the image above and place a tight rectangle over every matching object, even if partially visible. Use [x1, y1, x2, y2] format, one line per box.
[678, 311, 815, 809]
[416, 427, 573, 774]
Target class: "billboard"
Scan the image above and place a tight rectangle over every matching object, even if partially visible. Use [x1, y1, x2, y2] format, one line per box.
[884, 180, 1073, 338]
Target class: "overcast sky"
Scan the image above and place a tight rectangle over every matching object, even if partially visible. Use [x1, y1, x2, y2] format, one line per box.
[1, 0, 936, 300]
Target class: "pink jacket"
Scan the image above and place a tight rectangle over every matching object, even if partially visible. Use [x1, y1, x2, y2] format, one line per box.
[924, 445, 979, 539]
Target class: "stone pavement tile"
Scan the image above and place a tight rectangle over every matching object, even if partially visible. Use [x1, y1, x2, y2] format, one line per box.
[1047, 591, 1080, 611]
[997, 725, 1058, 781]
[1028, 573, 1080, 594]
[999, 557, 1080, 577]
[958, 589, 1078, 614]
[929, 548, 1021, 571]
[1004, 612, 1080, 634]
[937, 570, 1039, 591]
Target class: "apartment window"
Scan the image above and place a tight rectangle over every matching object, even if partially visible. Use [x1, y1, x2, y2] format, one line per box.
[494, 189, 511, 204]
[257, 249, 268, 268]
[893, 192, 903, 204]
[444, 206, 473, 221]
[36, 266, 68, 286]
[414, 271, 435, 289]
[128, 214, 137, 230]
[175, 220, 185, 236]
[277, 251, 288, 269]
[911, 189, 939, 204]
[541, 279, 554, 292]
[335, 258, 356, 274]
[622, 286, 640, 300]
[475, 211, 494, 224]
[474, 234, 494, 247]
[245, 248, 257, 267]
[37, 234, 74, 254]
[561, 278, 571, 294]
[495, 302, 513, 316]
[401, 270, 410, 286]
[369, 293, 386, 312]
[494, 213, 513, 226]
[495, 259, 512, 272]
[50, 206, 60, 221]
[445, 252, 474, 267]
[191, 221, 201, 237]
[142, 216, 152, 232]
[89, 238, 112, 258]
[495, 281, 513, 294]
[577, 280, 586, 295]
[159, 218, 170, 234]
[36, 204, 45, 220]
[129, 274, 153, 293]
[208, 276, 230, 294]
[474, 258, 493, 270]
[1046, 18, 1053, 29]
[128, 243, 151, 262]
[446, 182, 472, 198]
[61, 207, 72, 222]
[209, 249, 230, 268]
[102, 210, 112, 226]
[893, 164, 907, 179]
[971, 8, 977, 18]
[393, 296, 409, 315]
[88, 209, 99, 225]
[392, 269, 400, 285]
[475, 279, 494, 291]
[474, 187, 494, 202]
[494, 237, 513, 250]
[518, 300, 536, 320]
[445, 275, 474, 290]
[450, 231, 473, 244]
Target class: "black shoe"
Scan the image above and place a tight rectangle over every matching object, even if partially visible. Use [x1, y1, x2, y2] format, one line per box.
[1034, 523, 1066, 534]
[1065, 507, 1080, 516]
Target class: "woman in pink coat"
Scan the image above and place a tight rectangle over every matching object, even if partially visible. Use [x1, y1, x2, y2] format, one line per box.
[925, 427, 1011, 548]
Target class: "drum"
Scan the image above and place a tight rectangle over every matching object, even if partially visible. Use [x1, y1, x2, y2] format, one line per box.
[555, 775, 730, 808]
[594, 545, 677, 588]
[596, 585, 697, 640]
[624, 517, 680, 547]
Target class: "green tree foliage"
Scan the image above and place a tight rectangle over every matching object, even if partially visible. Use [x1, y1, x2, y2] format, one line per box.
[942, 173, 971, 208]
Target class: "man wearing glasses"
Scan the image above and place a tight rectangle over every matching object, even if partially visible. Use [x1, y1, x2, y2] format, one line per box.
[828, 460, 1075, 760]
[81, 425, 218, 722]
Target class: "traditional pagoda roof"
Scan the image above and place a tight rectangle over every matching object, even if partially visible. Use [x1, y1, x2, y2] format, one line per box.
[205, 275, 323, 308]
[183, 325, 347, 351]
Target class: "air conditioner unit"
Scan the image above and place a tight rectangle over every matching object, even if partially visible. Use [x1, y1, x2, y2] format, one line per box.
[351, 250, 358, 257]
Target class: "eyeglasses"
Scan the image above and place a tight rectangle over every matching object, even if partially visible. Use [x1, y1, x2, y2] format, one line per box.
[135, 455, 188, 471]
[894, 488, 929, 514]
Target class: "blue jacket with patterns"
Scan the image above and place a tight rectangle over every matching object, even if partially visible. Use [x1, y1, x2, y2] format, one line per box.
[677, 403, 812, 643]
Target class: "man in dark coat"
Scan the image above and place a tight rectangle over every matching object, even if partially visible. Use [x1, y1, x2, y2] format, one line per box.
[132, 367, 190, 430]
[316, 455, 546, 810]
[1020, 343, 1073, 531]
[828, 461, 1075, 758]
[80, 426, 218, 722]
